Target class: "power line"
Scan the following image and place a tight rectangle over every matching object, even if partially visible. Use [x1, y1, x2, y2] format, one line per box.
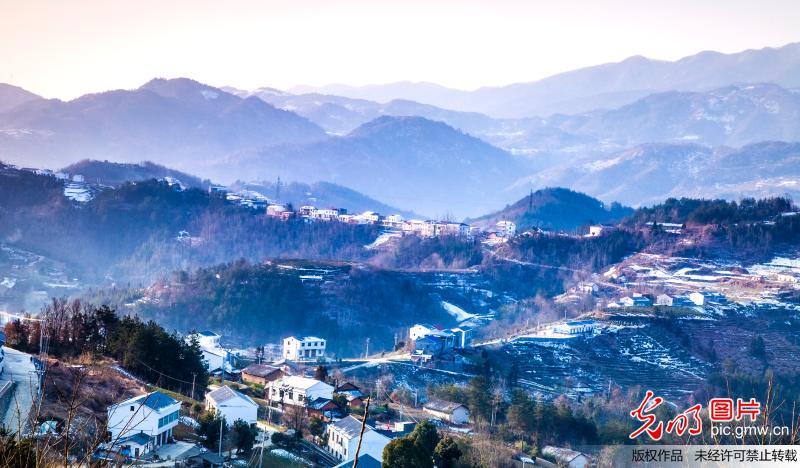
[134, 358, 196, 385]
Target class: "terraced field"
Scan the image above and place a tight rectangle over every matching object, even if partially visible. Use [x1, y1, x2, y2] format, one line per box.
[502, 320, 712, 401]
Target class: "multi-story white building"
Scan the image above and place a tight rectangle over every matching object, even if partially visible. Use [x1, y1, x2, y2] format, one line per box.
[409, 324, 451, 341]
[353, 211, 381, 224]
[496, 220, 517, 237]
[266, 376, 334, 407]
[326, 416, 390, 463]
[402, 219, 427, 236]
[107, 391, 181, 452]
[205, 386, 258, 426]
[267, 204, 288, 217]
[382, 214, 405, 228]
[298, 205, 317, 217]
[313, 208, 340, 221]
[186, 330, 232, 373]
[282, 336, 326, 361]
[192, 330, 220, 348]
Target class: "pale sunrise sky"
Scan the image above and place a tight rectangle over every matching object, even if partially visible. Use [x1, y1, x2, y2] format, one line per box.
[2, 0, 799, 99]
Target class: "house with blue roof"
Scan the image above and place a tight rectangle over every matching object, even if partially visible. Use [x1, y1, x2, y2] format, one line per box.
[107, 391, 181, 453]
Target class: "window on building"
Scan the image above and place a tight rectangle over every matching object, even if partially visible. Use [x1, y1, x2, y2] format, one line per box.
[158, 410, 179, 428]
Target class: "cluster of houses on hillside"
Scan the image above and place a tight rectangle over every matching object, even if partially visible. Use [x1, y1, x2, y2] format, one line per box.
[606, 291, 728, 310]
[213, 185, 518, 240]
[185, 331, 329, 379]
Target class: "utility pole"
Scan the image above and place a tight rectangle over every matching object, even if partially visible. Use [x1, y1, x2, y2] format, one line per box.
[258, 430, 264, 467]
[276, 176, 281, 202]
[191, 372, 197, 401]
[364, 338, 370, 359]
[218, 416, 224, 458]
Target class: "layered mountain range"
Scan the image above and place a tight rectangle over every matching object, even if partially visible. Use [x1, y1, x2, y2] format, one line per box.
[1, 43, 799, 216]
[290, 42, 800, 117]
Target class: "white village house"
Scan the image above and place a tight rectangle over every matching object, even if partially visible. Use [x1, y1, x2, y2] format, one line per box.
[283, 336, 327, 361]
[495, 220, 516, 237]
[423, 399, 470, 425]
[326, 416, 390, 463]
[552, 320, 598, 335]
[689, 291, 727, 307]
[107, 391, 181, 455]
[409, 324, 451, 341]
[587, 225, 605, 237]
[266, 376, 334, 407]
[382, 214, 404, 228]
[186, 330, 233, 373]
[619, 295, 653, 307]
[541, 446, 592, 468]
[205, 386, 258, 426]
[656, 294, 695, 307]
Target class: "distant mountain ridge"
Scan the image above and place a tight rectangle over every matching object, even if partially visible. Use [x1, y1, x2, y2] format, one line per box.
[549, 83, 800, 147]
[523, 141, 800, 206]
[0, 78, 328, 171]
[214, 115, 527, 218]
[290, 43, 800, 118]
[0, 83, 42, 113]
[469, 187, 633, 232]
[242, 82, 800, 154]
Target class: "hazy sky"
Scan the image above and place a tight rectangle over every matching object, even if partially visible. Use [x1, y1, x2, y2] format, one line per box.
[2, 0, 799, 99]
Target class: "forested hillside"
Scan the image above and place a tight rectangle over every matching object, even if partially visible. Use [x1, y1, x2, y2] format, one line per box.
[61, 159, 211, 188]
[0, 166, 381, 283]
[86, 260, 459, 355]
[469, 187, 632, 232]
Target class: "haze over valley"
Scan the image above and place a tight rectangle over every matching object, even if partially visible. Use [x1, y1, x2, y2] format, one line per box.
[3, 43, 800, 217]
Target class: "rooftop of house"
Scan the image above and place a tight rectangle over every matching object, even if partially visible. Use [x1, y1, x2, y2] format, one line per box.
[333, 454, 382, 468]
[342, 392, 365, 402]
[271, 358, 300, 370]
[243, 363, 281, 377]
[278, 375, 331, 391]
[330, 415, 370, 439]
[308, 397, 337, 410]
[206, 386, 257, 407]
[564, 320, 596, 326]
[335, 382, 360, 392]
[423, 399, 467, 414]
[113, 391, 179, 412]
[286, 336, 325, 343]
[542, 446, 587, 463]
[117, 431, 153, 447]
[198, 330, 220, 337]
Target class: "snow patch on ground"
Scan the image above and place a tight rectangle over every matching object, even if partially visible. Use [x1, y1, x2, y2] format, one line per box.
[365, 231, 400, 250]
[441, 301, 476, 322]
